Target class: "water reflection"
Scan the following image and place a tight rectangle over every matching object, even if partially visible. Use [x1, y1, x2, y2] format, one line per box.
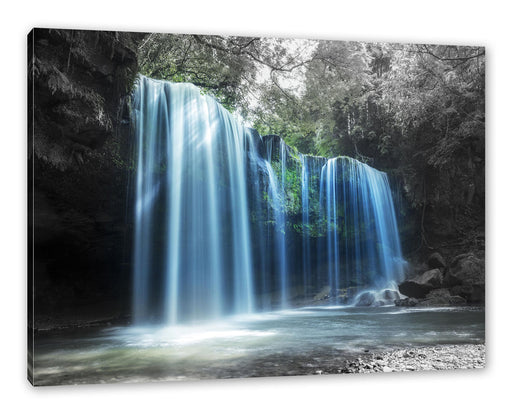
[33, 306, 484, 385]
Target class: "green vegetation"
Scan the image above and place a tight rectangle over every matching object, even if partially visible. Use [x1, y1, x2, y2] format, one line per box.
[138, 35, 485, 251]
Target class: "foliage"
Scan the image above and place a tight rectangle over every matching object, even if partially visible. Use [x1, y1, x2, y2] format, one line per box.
[379, 44, 485, 213]
[250, 40, 485, 244]
[139, 34, 315, 115]
[137, 35, 485, 246]
[139, 34, 255, 111]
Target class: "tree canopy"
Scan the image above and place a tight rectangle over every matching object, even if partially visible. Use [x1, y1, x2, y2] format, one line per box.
[138, 34, 485, 249]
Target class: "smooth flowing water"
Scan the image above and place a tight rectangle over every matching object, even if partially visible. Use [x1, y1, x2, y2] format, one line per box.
[133, 77, 255, 324]
[32, 306, 484, 385]
[132, 76, 406, 324]
[319, 156, 405, 296]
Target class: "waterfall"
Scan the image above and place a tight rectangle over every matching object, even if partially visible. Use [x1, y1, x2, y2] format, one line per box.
[132, 76, 405, 325]
[319, 157, 405, 302]
[322, 159, 341, 301]
[132, 76, 254, 324]
[300, 154, 310, 300]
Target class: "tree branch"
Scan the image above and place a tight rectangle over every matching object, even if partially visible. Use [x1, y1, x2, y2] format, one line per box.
[419, 45, 484, 62]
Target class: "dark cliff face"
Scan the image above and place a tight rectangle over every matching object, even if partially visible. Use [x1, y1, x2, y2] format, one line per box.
[29, 28, 145, 166]
[28, 29, 146, 328]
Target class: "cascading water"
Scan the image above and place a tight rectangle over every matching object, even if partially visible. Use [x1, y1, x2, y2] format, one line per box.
[300, 154, 310, 299]
[132, 76, 254, 324]
[132, 75, 405, 325]
[261, 136, 289, 309]
[319, 157, 405, 302]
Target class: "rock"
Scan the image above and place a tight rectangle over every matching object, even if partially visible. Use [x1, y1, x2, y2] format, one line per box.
[344, 344, 486, 374]
[398, 269, 443, 298]
[446, 253, 484, 284]
[445, 253, 485, 303]
[355, 288, 402, 306]
[427, 252, 446, 269]
[30, 29, 144, 169]
[420, 295, 467, 307]
[382, 289, 400, 301]
[450, 284, 484, 304]
[354, 291, 375, 306]
[419, 288, 466, 306]
[313, 285, 332, 301]
[395, 289, 467, 307]
[395, 297, 419, 307]
[426, 288, 451, 298]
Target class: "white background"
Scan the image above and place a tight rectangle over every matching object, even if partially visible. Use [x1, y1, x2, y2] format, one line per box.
[1, 1, 509, 413]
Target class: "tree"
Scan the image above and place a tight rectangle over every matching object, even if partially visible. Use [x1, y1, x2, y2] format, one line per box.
[139, 33, 260, 111]
[138, 34, 315, 116]
[138, 35, 485, 251]
[251, 40, 373, 157]
[378, 43, 485, 247]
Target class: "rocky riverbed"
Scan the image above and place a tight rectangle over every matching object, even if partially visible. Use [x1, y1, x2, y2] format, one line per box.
[224, 343, 486, 379]
[324, 344, 485, 375]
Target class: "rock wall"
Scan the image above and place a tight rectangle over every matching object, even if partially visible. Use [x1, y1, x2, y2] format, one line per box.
[28, 28, 146, 328]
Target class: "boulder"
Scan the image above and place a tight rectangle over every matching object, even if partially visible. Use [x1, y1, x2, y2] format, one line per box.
[445, 253, 485, 303]
[382, 289, 401, 301]
[427, 252, 446, 270]
[425, 288, 451, 298]
[355, 288, 402, 306]
[354, 291, 375, 306]
[421, 296, 466, 306]
[398, 269, 443, 298]
[421, 289, 467, 306]
[449, 296, 467, 305]
[450, 283, 485, 304]
[446, 253, 484, 285]
[395, 297, 419, 307]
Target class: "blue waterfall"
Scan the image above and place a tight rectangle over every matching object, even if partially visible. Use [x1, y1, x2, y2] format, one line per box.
[132, 76, 405, 324]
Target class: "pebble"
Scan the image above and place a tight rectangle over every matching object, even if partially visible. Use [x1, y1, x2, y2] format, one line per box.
[335, 344, 485, 374]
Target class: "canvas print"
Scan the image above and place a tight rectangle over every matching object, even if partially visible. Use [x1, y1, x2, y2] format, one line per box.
[28, 28, 485, 386]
